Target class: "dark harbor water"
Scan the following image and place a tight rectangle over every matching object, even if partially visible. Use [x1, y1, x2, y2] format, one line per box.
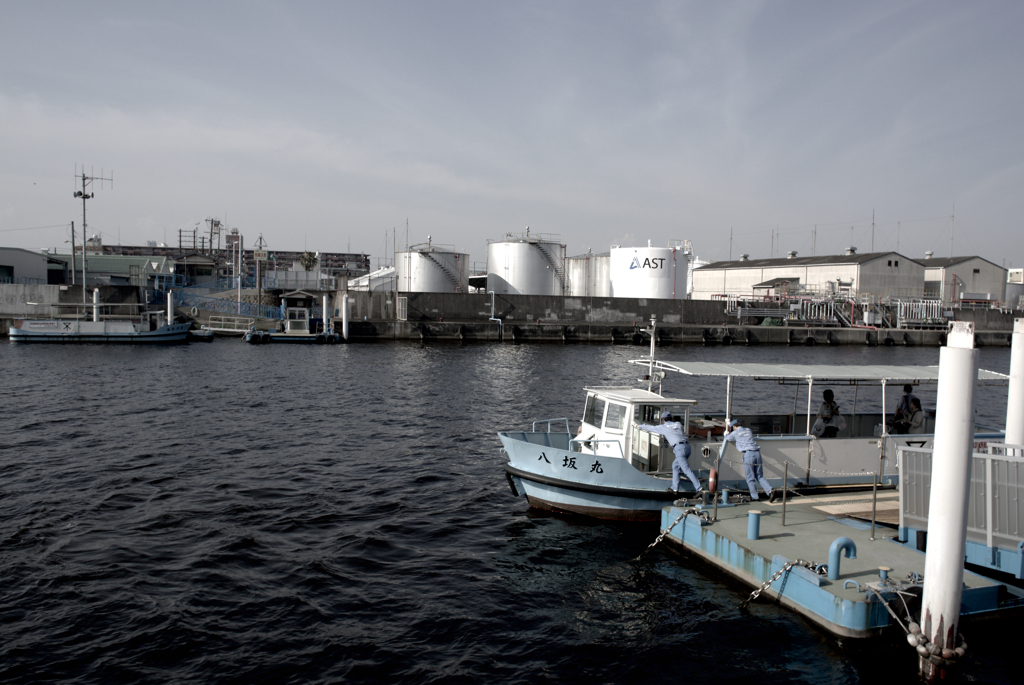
[0, 340, 1017, 684]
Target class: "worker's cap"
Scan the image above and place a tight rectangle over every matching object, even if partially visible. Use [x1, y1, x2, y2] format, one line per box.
[729, 419, 740, 426]
[661, 411, 672, 420]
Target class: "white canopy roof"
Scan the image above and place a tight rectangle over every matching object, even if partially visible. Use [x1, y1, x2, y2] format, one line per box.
[630, 359, 1009, 385]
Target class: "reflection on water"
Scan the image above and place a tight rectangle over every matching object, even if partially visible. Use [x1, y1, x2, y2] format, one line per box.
[0, 340, 1013, 684]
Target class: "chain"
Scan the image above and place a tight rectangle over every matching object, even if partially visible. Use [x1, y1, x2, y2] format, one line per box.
[739, 559, 824, 609]
[634, 508, 710, 560]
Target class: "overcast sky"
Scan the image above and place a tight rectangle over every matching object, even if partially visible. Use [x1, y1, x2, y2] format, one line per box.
[2, 1, 1022, 268]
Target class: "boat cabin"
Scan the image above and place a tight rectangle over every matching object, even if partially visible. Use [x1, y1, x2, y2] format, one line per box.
[576, 387, 698, 474]
[279, 290, 327, 336]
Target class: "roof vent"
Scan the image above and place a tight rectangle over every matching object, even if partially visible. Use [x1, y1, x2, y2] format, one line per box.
[924, 251, 933, 260]
[739, 254, 749, 261]
[787, 251, 798, 259]
[845, 246, 857, 255]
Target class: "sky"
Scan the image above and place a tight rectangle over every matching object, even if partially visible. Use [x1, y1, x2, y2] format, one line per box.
[2, 0, 1023, 269]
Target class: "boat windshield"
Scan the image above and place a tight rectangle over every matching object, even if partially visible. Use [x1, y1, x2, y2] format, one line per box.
[634, 404, 691, 426]
[583, 395, 605, 427]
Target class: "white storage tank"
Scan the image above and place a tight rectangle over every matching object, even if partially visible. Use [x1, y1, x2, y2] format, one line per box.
[566, 251, 611, 297]
[610, 242, 689, 299]
[396, 240, 469, 293]
[486, 229, 568, 296]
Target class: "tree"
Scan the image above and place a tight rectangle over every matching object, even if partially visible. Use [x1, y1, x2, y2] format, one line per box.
[299, 251, 317, 271]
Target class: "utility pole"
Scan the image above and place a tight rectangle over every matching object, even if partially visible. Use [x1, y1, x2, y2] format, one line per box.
[74, 165, 113, 304]
[206, 218, 222, 254]
[254, 234, 268, 311]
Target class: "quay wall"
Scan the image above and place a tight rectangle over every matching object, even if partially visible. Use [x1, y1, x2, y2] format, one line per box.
[0, 285, 142, 334]
[333, 292, 1020, 347]
[3, 287, 1019, 346]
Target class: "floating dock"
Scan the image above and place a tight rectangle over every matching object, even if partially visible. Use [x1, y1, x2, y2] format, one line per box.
[658, 489, 1024, 640]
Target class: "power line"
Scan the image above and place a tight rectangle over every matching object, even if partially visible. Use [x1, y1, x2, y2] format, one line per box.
[0, 223, 70, 233]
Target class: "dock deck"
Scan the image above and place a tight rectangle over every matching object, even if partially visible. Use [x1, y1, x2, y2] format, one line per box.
[661, 489, 1024, 639]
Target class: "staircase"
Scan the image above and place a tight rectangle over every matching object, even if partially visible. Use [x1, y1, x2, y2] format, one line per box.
[534, 241, 570, 296]
[422, 252, 463, 291]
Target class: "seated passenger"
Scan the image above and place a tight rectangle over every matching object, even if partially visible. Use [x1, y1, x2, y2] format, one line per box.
[812, 389, 844, 438]
[905, 398, 925, 434]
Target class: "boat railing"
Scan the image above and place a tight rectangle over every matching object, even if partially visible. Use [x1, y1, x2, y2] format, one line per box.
[26, 301, 148, 321]
[532, 418, 571, 433]
[202, 316, 256, 333]
[899, 444, 1024, 574]
[570, 438, 625, 458]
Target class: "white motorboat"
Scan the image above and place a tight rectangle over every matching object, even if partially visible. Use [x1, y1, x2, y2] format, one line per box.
[9, 300, 191, 345]
[500, 319, 1009, 521]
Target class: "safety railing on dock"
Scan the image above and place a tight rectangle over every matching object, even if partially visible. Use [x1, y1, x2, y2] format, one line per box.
[201, 316, 256, 333]
[898, 443, 1024, 576]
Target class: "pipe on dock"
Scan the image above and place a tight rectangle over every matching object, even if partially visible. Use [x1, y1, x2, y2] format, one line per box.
[1006, 319, 1024, 449]
[827, 537, 857, 580]
[919, 322, 979, 681]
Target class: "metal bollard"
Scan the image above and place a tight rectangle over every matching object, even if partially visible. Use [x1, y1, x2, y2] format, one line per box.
[747, 510, 762, 540]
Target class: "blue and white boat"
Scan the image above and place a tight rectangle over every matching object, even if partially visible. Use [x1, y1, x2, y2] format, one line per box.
[500, 319, 1009, 522]
[9, 302, 191, 345]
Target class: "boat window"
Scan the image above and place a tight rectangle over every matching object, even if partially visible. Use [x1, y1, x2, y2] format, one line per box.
[635, 405, 661, 424]
[583, 396, 606, 427]
[604, 403, 627, 431]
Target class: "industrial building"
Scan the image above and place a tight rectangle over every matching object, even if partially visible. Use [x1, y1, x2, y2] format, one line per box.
[0, 247, 66, 284]
[690, 248, 925, 301]
[921, 254, 1007, 304]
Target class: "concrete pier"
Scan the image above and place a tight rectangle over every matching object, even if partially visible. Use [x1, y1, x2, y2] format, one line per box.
[659, 491, 1024, 640]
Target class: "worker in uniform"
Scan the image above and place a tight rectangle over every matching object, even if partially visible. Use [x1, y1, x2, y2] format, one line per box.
[719, 418, 775, 502]
[640, 410, 702, 496]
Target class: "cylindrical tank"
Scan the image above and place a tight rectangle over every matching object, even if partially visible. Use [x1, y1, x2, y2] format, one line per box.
[567, 252, 611, 297]
[609, 245, 688, 299]
[396, 243, 469, 293]
[486, 231, 567, 296]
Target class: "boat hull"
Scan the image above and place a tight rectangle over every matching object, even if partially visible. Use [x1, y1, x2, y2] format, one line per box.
[9, 320, 192, 344]
[500, 431, 682, 521]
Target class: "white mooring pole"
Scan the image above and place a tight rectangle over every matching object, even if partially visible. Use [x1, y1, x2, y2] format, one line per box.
[342, 292, 349, 341]
[166, 291, 174, 325]
[92, 288, 100, 322]
[1005, 319, 1024, 453]
[323, 294, 329, 335]
[919, 322, 978, 680]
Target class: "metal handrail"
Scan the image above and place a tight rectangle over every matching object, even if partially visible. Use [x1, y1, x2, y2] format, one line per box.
[531, 418, 571, 433]
[569, 437, 625, 458]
